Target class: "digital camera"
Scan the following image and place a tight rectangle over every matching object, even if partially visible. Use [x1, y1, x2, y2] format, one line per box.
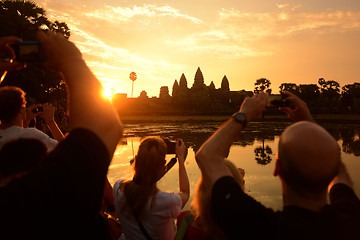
[267, 94, 289, 108]
[12, 41, 46, 62]
[163, 138, 176, 154]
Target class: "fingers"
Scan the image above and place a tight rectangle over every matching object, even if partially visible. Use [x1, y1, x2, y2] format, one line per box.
[0, 36, 26, 72]
[0, 62, 26, 72]
[0, 36, 22, 58]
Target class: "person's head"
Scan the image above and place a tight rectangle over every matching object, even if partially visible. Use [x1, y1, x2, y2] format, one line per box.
[0, 138, 47, 185]
[0, 86, 26, 125]
[132, 136, 167, 185]
[121, 136, 167, 221]
[191, 160, 245, 237]
[275, 121, 340, 196]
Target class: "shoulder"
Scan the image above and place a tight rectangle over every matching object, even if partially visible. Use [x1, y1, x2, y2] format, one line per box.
[329, 183, 360, 220]
[330, 183, 360, 203]
[156, 191, 182, 204]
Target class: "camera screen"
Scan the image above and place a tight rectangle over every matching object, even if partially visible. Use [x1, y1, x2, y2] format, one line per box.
[19, 44, 40, 57]
[13, 41, 46, 62]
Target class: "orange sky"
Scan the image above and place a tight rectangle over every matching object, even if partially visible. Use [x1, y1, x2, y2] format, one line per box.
[35, 0, 360, 97]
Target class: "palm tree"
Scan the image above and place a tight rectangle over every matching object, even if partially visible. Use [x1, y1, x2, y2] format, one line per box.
[254, 78, 272, 94]
[254, 139, 273, 165]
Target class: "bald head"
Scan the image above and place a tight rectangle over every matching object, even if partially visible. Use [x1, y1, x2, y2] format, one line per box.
[278, 121, 340, 194]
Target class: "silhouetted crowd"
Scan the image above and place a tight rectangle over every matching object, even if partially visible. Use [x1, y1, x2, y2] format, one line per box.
[0, 33, 359, 240]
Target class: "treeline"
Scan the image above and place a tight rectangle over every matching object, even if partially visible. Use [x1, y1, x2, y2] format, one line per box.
[258, 77, 360, 114]
[113, 74, 360, 115]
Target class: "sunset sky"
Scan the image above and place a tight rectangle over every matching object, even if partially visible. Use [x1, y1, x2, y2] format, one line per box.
[35, 0, 360, 97]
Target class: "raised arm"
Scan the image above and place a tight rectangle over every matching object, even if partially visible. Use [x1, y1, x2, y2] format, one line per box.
[37, 31, 123, 156]
[279, 91, 314, 122]
[0, 36, 26, 79]
[195, 92, 268, 188]
[176, 139, 190, 208]
[39, 103, 65, 141]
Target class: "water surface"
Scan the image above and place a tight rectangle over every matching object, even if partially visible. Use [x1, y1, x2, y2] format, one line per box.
[107, 117, 360, 211]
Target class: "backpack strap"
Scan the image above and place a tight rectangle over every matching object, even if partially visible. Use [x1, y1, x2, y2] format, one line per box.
[137, 221, 152, 240]
[175, 212, 194, 240]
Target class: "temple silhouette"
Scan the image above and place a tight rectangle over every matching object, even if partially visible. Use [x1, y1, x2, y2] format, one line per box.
[112, 67, 252, 115]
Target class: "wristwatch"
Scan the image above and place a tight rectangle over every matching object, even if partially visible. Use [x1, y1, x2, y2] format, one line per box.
[232, 112, 248, 128]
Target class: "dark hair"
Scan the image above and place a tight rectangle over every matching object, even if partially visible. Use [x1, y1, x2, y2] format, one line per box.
[121, 137, 167, 221]
[0, 86, 26, 124]
[0, 138, 47, 182]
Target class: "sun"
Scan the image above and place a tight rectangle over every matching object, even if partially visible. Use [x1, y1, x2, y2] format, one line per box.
[103, 88, 115, 100]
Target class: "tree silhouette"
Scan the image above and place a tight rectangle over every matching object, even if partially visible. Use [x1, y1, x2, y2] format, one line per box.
[341, 83, 360, 113]
[0, 0, 70, 39]
[318, 78, 340, 113]
[279, 83, 300, 95]
[254, 78, 272, 94]
[254, 139, 273, 165]
[0, 0, 70, 130]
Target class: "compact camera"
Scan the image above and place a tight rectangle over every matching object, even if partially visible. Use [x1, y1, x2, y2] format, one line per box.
[11, 41, 46, 62]
[163, 138, 177, 154]
[267, 94, 289, 108]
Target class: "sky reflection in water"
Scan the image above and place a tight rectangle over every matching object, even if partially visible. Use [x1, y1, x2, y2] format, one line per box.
[107, 119, 360, 211]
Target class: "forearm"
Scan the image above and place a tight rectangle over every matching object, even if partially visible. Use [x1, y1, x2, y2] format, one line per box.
[46, 120, 65, 141]
[178, 158, 189, 194]
[196, 119, 243, 186]
[62, 60, 123, 155]
[178, 157, 190, 207]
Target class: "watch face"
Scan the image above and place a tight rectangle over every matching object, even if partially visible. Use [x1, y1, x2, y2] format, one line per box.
[234, 113, 246, 122]
[233, 112, 247, 127]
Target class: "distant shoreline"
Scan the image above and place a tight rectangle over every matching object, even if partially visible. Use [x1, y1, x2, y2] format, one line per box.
[120, 114, 360, 124]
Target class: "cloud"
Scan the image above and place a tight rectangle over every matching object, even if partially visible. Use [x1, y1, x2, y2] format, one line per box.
[217, 8, 360, 39]
[165, 7, 360, 60]
[36, 1, 360, 95]
[276, 3, 302, 11]
[82, 4, 203, 24]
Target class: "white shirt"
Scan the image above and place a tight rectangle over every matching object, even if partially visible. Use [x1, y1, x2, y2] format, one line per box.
[113, 179, 182, 240]
[0, 126, 58, 152]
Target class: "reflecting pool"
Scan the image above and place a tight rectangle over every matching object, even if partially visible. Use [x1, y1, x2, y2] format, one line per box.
[107, 117, 360, 211]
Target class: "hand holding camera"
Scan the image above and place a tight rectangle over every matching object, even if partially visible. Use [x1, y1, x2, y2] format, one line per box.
[240, 92, 268, 122]
[278, 91, 314, 122]
[267, 93, 290, 108]
[11, 41, 46, 63]
[175, 139, 187, 162]
[38, 103, 56, 124]
[0, 36, 26, 75]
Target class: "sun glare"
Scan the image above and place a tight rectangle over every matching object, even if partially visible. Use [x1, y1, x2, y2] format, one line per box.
[103, 88, 114, 100]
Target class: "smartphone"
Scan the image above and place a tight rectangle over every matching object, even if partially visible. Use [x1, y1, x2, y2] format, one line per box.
[32, 106, 44, 113]
[163, 139, 176, 154]
[267, 94, 289, 108]
[12, 41, 46, 62]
